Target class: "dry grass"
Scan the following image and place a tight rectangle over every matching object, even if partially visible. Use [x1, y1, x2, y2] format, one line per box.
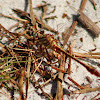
[0, 0, 100, 100]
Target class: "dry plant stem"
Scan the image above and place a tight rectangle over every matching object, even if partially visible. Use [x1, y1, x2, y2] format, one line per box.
[32, 60, 42, 75]
[0, 13, 27, 22]
[79, 0, 88, 11]
[26, 53, 31, 98]
[68, 40, 75, 75]
[18, 68, 25, 100]
[55, 46, 100, 77]
[28, 0, 36, 26]
[10, 49, 21, 67]
[63, 21, 78, 47]
[77, 12, 100, 37]
[68, 40, 76, 75]
[73, 52, 100, 59]
[55, 55, 65, 100]
[68, 77, 85, 89]
[72, 87, 100, 94]
[68, 47, 71, 75]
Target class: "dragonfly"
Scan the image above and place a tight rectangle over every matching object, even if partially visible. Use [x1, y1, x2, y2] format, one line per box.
[34, 30, 100, 77]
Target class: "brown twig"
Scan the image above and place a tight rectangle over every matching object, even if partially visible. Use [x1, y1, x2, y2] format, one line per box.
[55, 54, 65, 100]
[79, 0, 88, 12]
[68, 77, 85, 89]
[72, 87, 100, 94]
[77, 12, 100, 37]
[18, 68, 25, 100]
[28, 0, 36, 26]
[26, 53, 31, 98]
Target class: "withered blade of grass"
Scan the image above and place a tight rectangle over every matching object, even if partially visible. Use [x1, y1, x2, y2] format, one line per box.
[68, 51, 71, 75]
[0, 13, 27, 22]
[55, 54, 65, 100]
[26, 53, 31, 98]
[68, 77, 85, 89]
[88, 52, 100, 55]
[72, 87, 100, 94]
[0, 59, 13, 70]
[0, 31, 11, 42]
[12, 48, 35, 53]
[32, 60, 42, 75]
[73, 52, 100, 59]
[28, 0, 36, 26]
[18, 68, 25, 100]
[56, 45, 100, 77]
[10, 49, 21, 67]
[68, 40, 76, 75]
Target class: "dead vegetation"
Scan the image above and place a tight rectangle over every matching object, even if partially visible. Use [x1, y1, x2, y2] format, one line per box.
[0, 0, 100, 100]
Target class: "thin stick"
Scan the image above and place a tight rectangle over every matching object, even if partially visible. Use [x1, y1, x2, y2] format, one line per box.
[55, 54, 65, 100]
[77, 12, 100, 37]
[72, 87, 100, 94]
[68, 40, 76, 75]
[28, 0, 36, 26]
[0, 13, 27, 22]
[26, 53, 31, 98]
[73, 52, 100, 59]
[18, 68, 25, 100]
[68, 77, 84, 89]
[79, 0, 88, 12]
[63, 21, 78, 47]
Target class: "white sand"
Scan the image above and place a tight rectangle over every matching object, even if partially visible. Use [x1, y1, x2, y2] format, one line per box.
[0, 0, 100, 100]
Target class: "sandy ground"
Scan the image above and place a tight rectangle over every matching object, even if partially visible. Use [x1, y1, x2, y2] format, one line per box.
[0, 0, 100, 100]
